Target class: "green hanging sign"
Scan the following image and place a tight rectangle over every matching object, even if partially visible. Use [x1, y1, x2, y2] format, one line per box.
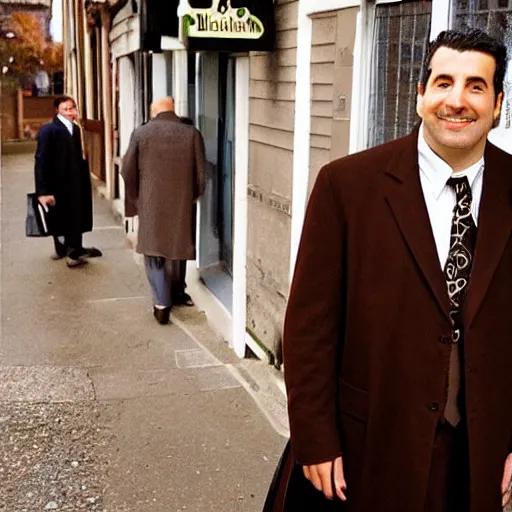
[179, 0, 265, 40]
[177, 0, 275, 52]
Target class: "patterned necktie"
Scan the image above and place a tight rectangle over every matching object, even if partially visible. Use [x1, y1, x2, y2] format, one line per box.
[443, 176, 477, 426]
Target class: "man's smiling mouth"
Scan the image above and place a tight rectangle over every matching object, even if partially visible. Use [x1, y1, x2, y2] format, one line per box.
[436, 114, 475, 123]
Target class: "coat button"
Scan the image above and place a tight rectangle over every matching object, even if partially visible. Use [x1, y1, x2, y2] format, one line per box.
[438, 335, 451, 344]
[428, 402, 440, 412]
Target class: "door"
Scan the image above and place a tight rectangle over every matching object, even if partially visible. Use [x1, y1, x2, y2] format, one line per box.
[195, 52, 236, 275]
[196, 52, 221, 269]
[219, 56, 235, 274]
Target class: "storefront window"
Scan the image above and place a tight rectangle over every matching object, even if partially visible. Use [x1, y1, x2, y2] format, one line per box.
[365, 0, 512, 152]
[453, 0, 512, 150]
[367, 0, 432, 148]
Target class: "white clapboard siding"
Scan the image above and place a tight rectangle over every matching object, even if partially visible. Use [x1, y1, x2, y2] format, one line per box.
[309, 8, 359, 194]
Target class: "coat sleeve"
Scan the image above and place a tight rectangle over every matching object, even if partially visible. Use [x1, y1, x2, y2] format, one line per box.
[193, 129, 206, 200]
[34, 125, 54, 196]
[283, 164, 346, 466]
[121, 131, 140, 218]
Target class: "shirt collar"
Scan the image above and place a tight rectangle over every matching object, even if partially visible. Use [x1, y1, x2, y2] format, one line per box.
[418, 123, 484, 200]
[57, 114, 73, 133]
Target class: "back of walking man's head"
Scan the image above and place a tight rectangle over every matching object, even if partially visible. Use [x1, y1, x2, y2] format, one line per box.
[151, 97, 175, 118]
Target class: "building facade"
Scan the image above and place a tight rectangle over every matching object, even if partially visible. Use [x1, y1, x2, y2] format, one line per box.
[0, 0, 52, 39]
[63, 0, 512, 366]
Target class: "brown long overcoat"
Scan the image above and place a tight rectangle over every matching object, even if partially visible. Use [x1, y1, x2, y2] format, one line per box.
[121, 111, 206, 259]
[277, 130, 512, 511]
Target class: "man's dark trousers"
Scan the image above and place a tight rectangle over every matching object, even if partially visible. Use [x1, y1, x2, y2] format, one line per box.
[424, 416, 470, 511]
[53, 234, 83, 258]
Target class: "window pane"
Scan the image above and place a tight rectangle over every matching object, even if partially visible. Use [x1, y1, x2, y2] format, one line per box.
[368, 0, 432, 148]
[453, 0, 512, 150]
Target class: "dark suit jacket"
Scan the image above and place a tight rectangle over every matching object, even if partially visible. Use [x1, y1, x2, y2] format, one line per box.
[34, 116, 93, 236]
[281, 130, 512, 511]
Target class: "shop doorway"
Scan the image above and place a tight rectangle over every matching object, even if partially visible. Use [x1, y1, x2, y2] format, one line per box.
[194, 52, 236, 311]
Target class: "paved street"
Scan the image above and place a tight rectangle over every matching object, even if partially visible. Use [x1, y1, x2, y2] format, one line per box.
[0, 150, 288, 512]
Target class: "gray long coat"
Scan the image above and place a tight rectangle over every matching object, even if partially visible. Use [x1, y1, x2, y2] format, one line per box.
[121, 111, 206, 260]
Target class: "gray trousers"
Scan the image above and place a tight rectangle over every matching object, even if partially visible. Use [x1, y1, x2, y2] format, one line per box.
[144, 256, 186, 307]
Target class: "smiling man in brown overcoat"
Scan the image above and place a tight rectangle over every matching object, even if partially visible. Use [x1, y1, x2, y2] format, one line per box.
[275, 29, 512, 512]
[122, 97, 205, 325]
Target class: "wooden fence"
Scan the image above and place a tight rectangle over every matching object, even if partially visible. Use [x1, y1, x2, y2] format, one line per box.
[23, 96, 56, 138]
[0, 88, 55, 141]
[0, 84, 22, 141]
[1, 89, 107, 185]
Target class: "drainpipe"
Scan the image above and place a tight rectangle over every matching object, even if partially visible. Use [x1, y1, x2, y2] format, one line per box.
[82, 12, 94, 119]
[74, 0, 86, 114]
[63, 0, 70, 94]
[100, 7, 114, 198]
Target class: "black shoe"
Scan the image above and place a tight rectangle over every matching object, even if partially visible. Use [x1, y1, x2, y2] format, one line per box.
[173, 292, 194, 307]
[83, 247, 102, 258]
[66, 248, 88, 268]
[75, 247, 102, 258]
[66, 255, 87, 268]
[153, 306, 171, 325]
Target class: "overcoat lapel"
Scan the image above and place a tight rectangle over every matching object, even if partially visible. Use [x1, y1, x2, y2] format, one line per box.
[466, 143, 512, 327]
[53, 116, 73, 139]
[383, 132, 450, 319]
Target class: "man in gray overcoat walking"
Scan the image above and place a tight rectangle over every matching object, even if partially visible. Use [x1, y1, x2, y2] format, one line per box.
[122, 97, 206, 324]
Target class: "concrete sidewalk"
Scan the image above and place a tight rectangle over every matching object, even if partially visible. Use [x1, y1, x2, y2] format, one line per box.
[0, 151, 288, 511]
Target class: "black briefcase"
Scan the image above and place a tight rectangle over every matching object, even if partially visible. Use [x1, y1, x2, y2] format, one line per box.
[263, 440, 342, 512]
[25, 193, 52, 237]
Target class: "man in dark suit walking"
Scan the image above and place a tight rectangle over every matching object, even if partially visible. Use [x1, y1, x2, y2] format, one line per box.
[276, 29, 512, 511]
[34, 96, 102, 267]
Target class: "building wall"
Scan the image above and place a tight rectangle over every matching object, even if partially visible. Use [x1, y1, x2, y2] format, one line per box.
[247, 0, 298, 361]
[110, 1, 139, 58]
[308, 7, 358, 193]
[0, 4, 52, 39]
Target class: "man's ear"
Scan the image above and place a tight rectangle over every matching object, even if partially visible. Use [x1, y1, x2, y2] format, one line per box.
[494, 91, 504, 122]
[416, 82, 425, 118]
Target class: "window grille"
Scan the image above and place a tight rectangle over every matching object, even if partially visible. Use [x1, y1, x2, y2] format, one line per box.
[367, 1, 432, 148]
[453, 0, 512, 130]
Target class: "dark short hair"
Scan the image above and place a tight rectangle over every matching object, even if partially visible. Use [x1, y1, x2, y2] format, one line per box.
[421, 29, 508, 100]
[53, 95, 76, 110]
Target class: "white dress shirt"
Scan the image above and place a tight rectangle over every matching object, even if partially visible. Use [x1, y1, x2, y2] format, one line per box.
[57, 114, 74, 135]
[417, 124, 484, 269]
